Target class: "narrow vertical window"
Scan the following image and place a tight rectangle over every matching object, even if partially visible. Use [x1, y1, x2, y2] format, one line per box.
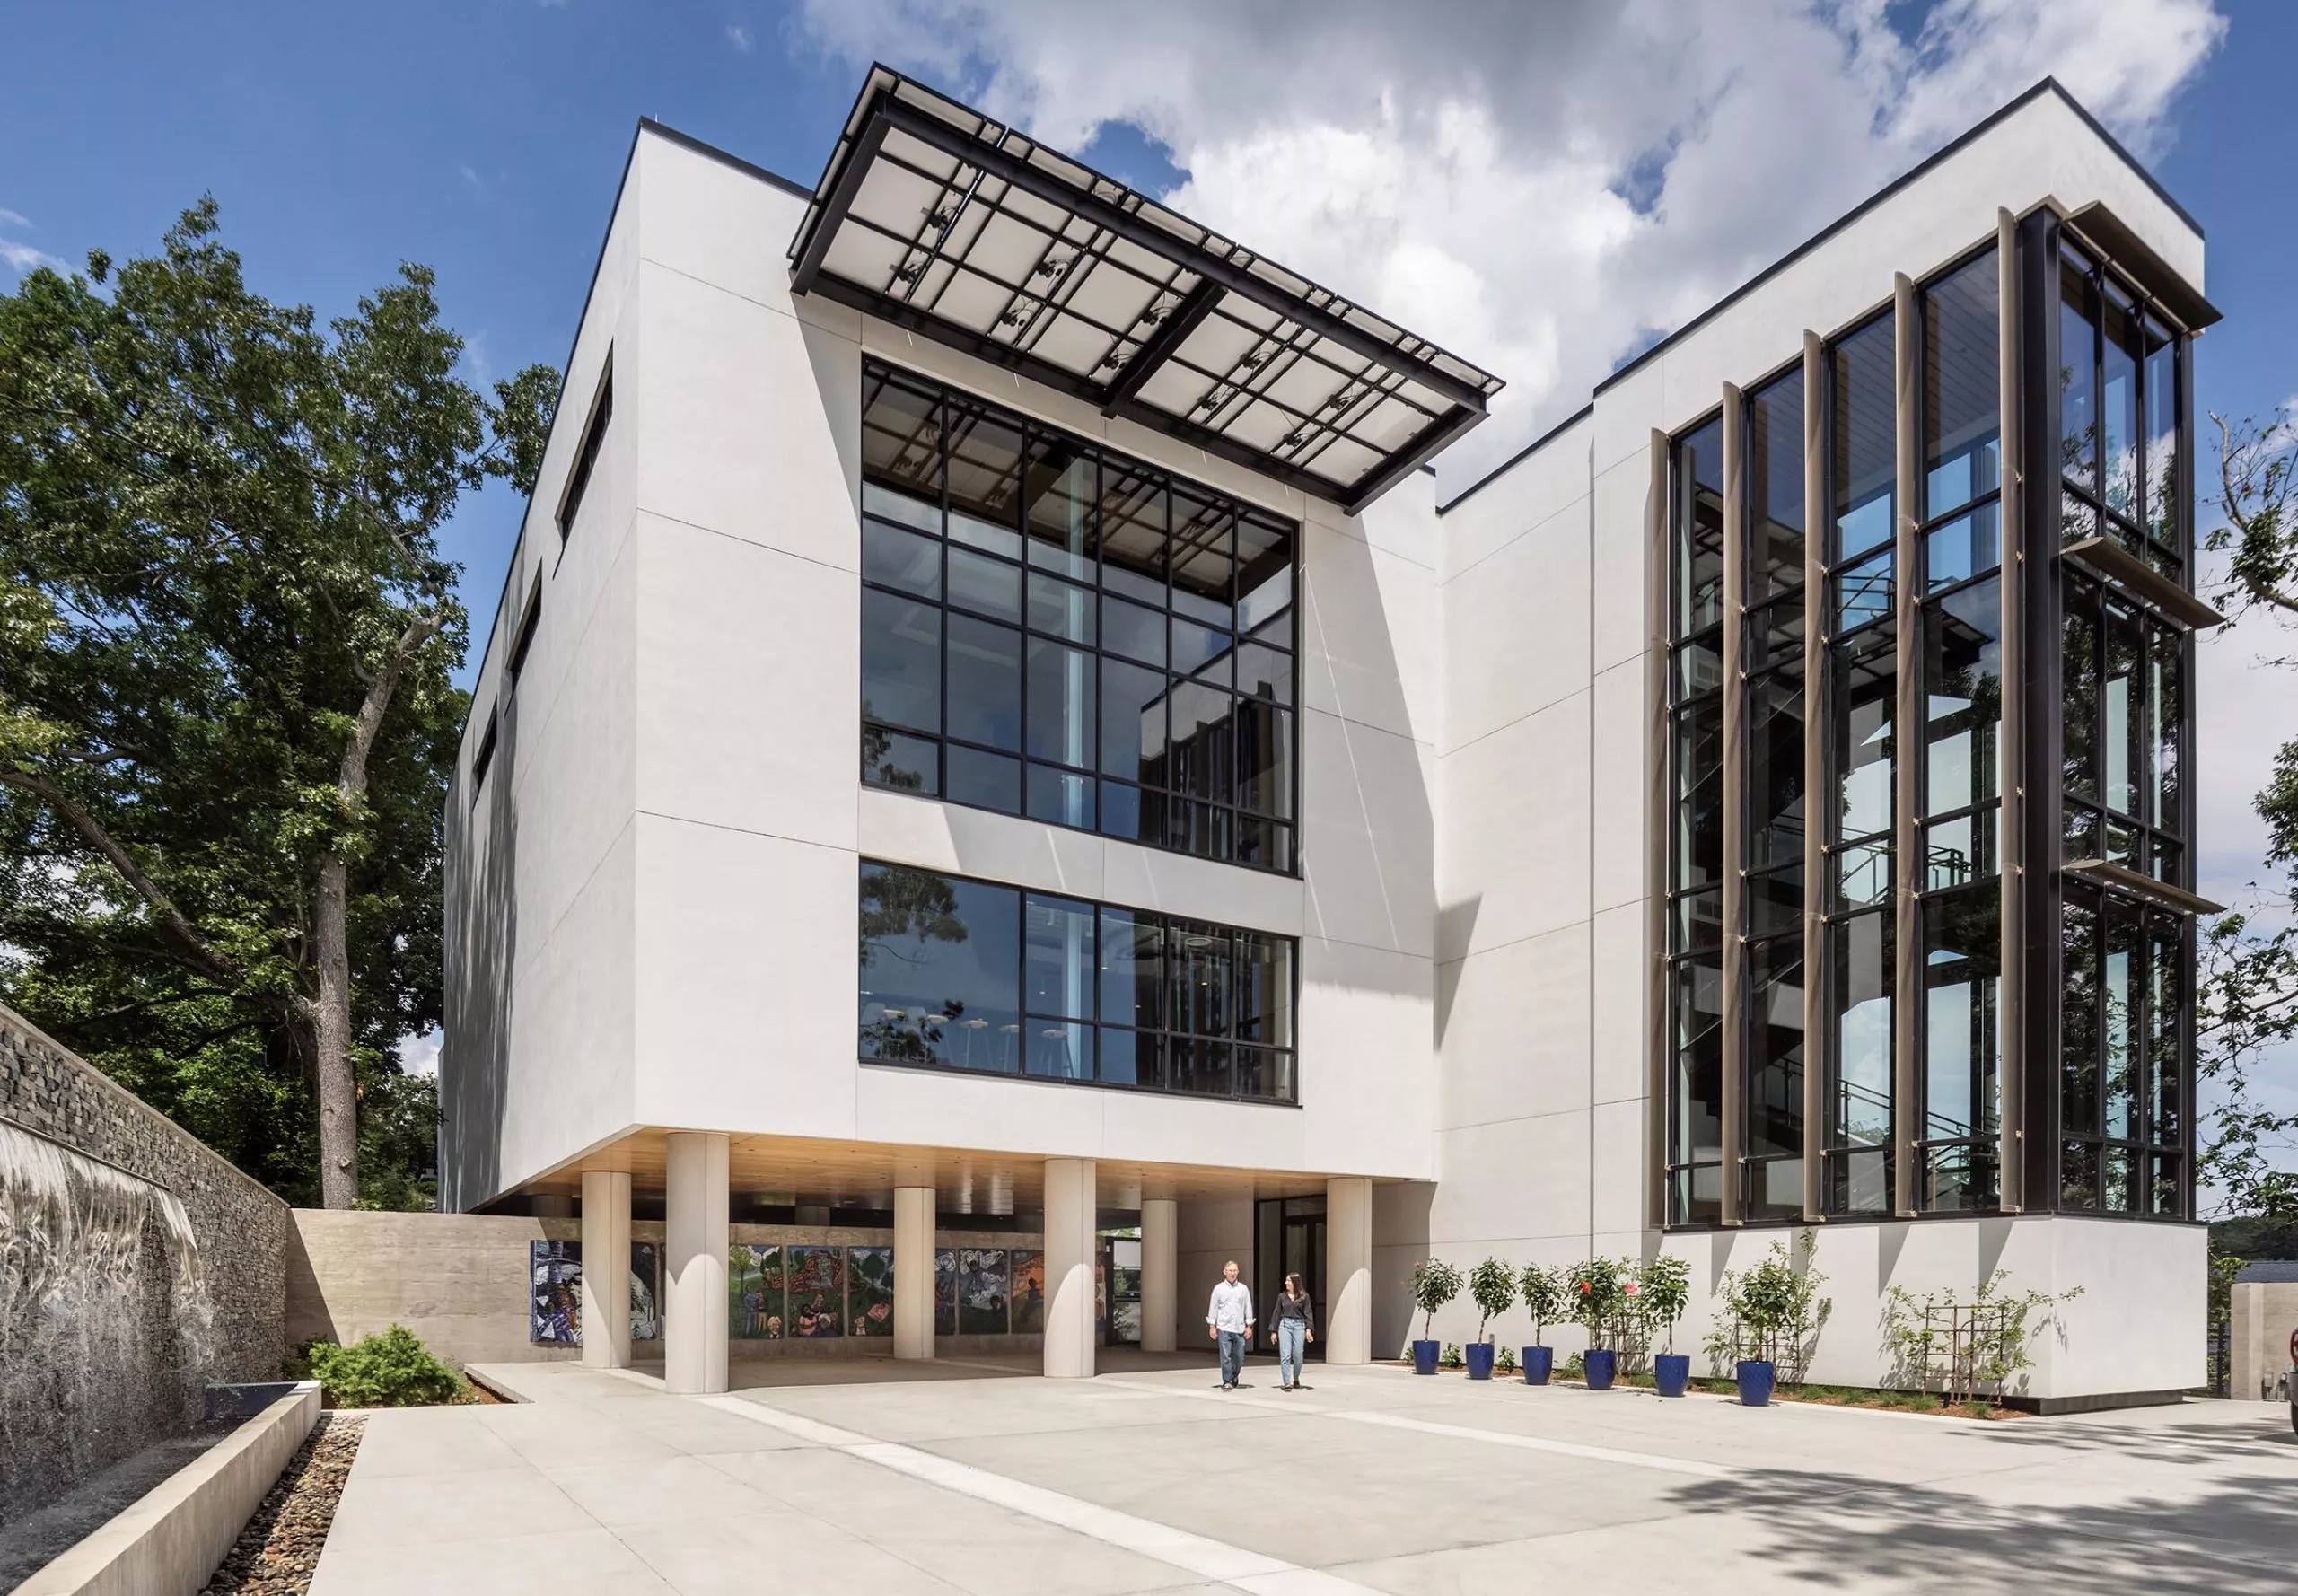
[1741, 373, 1806, 1221]
[1821, 311, 1896, 1215]
[556, 358, 612, 541]
[1665, 414, 1727, 1224]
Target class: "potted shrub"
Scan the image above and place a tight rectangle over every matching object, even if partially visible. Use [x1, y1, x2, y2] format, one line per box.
[1703, 1233, 1830, 1407]
[1464, 1257, 1514, 1380]
[1518, 1262, 1565, 1385]
[1638, 1255, 1692, 1398]
[1567, 1258, 1627, 1390]
[1408, 1258, 1462, 1375]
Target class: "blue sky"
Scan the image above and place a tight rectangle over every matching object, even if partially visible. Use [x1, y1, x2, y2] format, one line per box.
[5, 0, 2294, 1146]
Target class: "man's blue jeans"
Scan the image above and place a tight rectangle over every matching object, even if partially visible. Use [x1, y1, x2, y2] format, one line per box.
[1218, 1329, 1247, 1386]
[1277, 1319, 1306, 1385]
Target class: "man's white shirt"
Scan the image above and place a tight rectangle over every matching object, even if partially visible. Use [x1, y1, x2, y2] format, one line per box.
[1207, 1279, 1254, 1333]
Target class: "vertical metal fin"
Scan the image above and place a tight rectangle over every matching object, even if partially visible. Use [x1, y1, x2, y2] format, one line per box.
[1801, 331, 1829, 1224]
[1995, 209, 2026, 1213]
[1891, 274, 1922, 1220]
[1647, 428, 1673, 1232]
[1721, 384, 1747, 1227]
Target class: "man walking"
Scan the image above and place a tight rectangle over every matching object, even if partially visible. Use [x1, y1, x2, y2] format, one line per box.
[1206, 1260, 1254, 1390]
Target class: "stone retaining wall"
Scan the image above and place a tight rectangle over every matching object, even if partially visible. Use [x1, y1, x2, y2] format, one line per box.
[1, 1004, 288, 1523]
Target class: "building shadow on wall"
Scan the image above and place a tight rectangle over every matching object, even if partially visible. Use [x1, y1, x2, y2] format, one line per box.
[440, 688, 522, 1212]
[1665, 1460, 2298, 1594]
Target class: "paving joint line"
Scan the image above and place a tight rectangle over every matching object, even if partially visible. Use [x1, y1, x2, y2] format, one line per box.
[687, 1390, 1389, 1595]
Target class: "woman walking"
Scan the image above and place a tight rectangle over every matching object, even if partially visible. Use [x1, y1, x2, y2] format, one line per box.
[1268, 1273, 1315, 1390]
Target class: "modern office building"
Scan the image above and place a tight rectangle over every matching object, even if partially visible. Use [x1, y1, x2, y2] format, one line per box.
[443, 65, 2218, 1406]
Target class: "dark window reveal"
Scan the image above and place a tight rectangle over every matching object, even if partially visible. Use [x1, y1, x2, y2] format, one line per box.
[557, 358, 613, 542]
[856, 860, 1296, 1104]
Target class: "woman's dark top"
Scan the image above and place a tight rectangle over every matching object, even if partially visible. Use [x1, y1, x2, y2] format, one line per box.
[1270, 1291, 1315, 1331]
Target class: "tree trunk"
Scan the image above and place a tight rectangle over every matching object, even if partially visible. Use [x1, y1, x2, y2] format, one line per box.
[313, 852, 359, 1207]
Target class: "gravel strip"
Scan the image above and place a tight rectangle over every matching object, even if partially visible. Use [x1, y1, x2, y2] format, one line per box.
[200, 1412, 365, 1595]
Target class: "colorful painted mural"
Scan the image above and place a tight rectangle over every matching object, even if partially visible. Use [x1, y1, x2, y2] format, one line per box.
[847, 1246, 894, 1337]
[934, 1248, 957, 1336]
[786, 1246, 845, 1337]
[1007, 1250, 1046, 1333]
[630, 1242, 662, 1341]
[530, 1241, 581, 1344]
[729, 1243, 785, 1339]
[957, 1248, 1007, 1335]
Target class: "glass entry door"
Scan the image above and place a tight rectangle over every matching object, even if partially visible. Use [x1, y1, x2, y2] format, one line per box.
[1254, 1195, 1327, 1361]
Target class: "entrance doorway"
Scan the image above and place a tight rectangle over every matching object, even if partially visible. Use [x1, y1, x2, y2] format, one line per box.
[1253, 1195, 1326, 1361]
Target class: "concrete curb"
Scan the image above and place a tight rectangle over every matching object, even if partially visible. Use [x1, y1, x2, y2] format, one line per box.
[13, 1382, 320, 1596]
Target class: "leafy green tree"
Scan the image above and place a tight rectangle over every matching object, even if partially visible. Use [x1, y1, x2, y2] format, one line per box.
[1465, 1256, 1514, 1346]
[0, 200, 554, 1206]
[2198, 411, 2298, 1225]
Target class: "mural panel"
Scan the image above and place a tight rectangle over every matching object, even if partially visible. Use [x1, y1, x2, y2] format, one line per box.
[630, 1242, 662, 1341]
[957, 1248, 1008, 1335]
[1007, 1250, 1046, 1333]
[787, 1245, 846, 1337]
[530, 1241, 581, 1345]
[729, 1244, 785, 1340]
[847, 1245, 894, 1336]
[934, 1248, 957, 1336]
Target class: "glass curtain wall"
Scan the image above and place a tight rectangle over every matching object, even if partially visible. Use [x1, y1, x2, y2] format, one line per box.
[1915, 249, 2004, 1211]
[1820, 313, 1897, 1216]
[1665, 415, 1727, 1225]
[856, 860, 1297, 1103]
[1661, 218, 2197, 1230]
[858, 362, 1299, 873]
[2056, 236, 2191, 1217]
[1741, 372, 1807, 1222]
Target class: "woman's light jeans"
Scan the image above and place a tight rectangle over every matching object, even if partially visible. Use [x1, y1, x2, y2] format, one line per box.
[1278, 1319, 1307, 1385]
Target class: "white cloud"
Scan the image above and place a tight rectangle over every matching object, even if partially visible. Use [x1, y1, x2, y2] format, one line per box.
[728, 22, 753, 52]
[0, 237, 66, 276]
[793, 0, 2225, 487]
[397, 1028, 442, 1078]
[0, 207, 30, 228]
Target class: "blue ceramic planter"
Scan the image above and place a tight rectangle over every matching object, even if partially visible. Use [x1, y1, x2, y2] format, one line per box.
[1522, 1345, 1554, 1385]
[1737, 1359, 1776, 1407]
[1411, 1338, 1441, 1375]
[1583, 1348, 1618, 1390]
[1653, 1352, 1691, 1398]
[1464, 1342, 1495, 1380]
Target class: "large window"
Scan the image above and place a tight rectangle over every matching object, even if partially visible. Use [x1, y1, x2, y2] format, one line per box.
[1665, 414, 1727, 1225]
[2058, 881, 2186, 1215]
[855, 860, 1297, 1104]
[1820, 311, 1897, 1216]
[2059, 247, 2181, 576]
[858, 363, 1298, 873]
[2055, 233, 2192, 1220]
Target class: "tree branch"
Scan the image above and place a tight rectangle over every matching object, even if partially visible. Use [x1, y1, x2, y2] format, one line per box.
[0, 761, 246, 989]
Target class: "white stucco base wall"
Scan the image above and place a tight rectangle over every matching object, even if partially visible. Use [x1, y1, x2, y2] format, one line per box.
[1408, 1215, 2204, 1402]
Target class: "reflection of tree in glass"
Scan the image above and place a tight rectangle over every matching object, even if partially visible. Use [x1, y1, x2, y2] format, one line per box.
[859, 864, 970, 1060]
[862, 719, 924, 790]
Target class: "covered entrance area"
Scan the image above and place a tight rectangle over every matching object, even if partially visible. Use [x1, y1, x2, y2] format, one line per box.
[1255, 1194, 1329, 1363]
[506, 1128, 1377, 1392]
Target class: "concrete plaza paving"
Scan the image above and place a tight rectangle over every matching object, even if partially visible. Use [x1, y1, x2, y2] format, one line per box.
[307, 1351, 2298, 1595]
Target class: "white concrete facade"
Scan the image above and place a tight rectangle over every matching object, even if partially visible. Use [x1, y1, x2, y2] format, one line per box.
[443, 84, 2213, 1404]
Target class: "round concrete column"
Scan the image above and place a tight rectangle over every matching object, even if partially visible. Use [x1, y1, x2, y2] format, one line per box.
[1042, 1158, 1098, 1378]
[893, 1185, 935, 1361]
[1325, 1175, 1373, 1365]
[579, 1171, 632, 1369]
[1139, 1197, 1178, 1353]
[664, 1132, 729, 1394]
